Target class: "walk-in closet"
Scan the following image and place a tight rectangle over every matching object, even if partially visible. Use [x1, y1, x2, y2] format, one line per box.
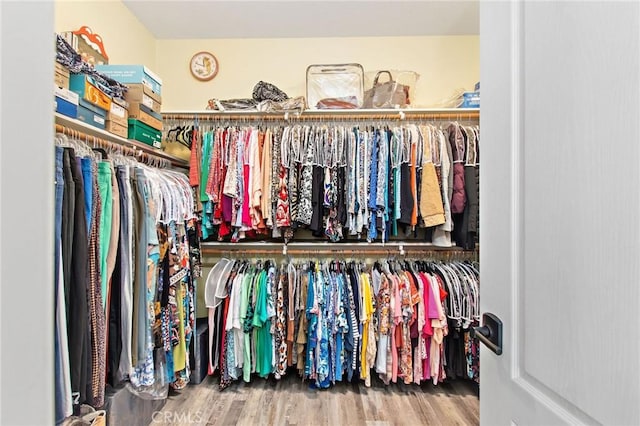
[1, 1, 639, 426]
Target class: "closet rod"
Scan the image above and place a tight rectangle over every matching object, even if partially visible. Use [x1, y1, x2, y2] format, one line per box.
[162, 108, 479, 122]
[201, 242, 478, 259]
[55, 123, 176, 169]
[55, 113, 189, 169]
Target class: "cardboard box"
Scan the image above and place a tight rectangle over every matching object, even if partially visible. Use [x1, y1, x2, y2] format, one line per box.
[124, 83, 161, 111]
[54, 62, 70, 89]
[128, 119, 161, 148]
[95, 64, 162, 96]
[108, 102, 128, 128]
[112, 96, 129, 110]
[127, 102, 162, 131]
[55, 72, 69, 89]
[55, 62, 69, 77]
[106, 120, 128, 139]
[69, 74, 112, 112]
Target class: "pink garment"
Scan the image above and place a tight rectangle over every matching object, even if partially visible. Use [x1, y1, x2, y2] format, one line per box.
[242, 164, 251, 226]
[419, 273, 433, 337]
[429, 276, 449, 384]
[423, 336, 431, 381]
[427, 274, 441, 320]
[390, 275, 402, 383]
[222, 194, 233, 222]
[393, 275, 403, 326]
[390, 322, 398, 383]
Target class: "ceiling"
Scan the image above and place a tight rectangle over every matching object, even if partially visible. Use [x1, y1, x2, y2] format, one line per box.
[122, 0, 479, 39]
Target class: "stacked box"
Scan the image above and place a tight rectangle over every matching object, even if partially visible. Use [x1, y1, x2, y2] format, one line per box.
[77, 99, 107, 130]
[457, 91, 480, 108]
[54, 62, 70, 89]
[123, 83, 163, 146]
[69, 74, 111, 130]
[69, 74, 112, 111]
[128, 102, 162, 131]
[55, 86, 79, 119]
[128, 119, 161, 148]
[124, 84, 161, 113]
[94, 65, 162, 97]
[94, 66, 164, 146]
[106, 98, 129, 138]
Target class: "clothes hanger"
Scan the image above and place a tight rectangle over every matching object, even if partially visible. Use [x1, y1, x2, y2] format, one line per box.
[55, 132, 72, 148]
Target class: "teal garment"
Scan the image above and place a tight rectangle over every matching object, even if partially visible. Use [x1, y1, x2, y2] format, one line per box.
[201, 200, 212, 240]
[393, 167, 400, 236]
[317, 269, 330, 388]
[305, 268, 317, 377]
[97, 161, 113, 310]
[200, 131, 213, 202]
[252, 270, 272, 378]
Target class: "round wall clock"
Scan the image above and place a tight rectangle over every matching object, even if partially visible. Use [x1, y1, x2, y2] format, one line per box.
[189, 51, 219, 81]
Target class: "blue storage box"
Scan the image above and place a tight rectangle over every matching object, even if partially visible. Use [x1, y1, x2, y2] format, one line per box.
[458, 91, 480, 108]
[94, 64, 162, 95]
[77, 98, 107, 130]
[54, 86, 79, 118]
[55, 97, 78, 119]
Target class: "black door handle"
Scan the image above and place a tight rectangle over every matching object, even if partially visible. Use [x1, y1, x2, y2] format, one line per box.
[471, 312, 503, 356]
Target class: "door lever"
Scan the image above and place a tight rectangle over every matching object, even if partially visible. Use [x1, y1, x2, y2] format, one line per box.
[471, 312, 503, 356]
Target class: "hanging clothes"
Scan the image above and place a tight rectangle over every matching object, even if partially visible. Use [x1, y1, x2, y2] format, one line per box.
[186, 121, 479, 248]
[54, 135, 201, 412]
[205, 256, 480, 390]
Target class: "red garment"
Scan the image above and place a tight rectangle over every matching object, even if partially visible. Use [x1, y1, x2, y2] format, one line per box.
[242, 164, 251, 226]
[189, 128, 200, 187]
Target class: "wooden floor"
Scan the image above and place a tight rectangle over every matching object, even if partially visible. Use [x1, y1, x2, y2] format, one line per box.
[150, 372, 479, 426]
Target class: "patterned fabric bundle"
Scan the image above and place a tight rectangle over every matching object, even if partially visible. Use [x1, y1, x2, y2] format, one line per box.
[55, 34, 129, 99]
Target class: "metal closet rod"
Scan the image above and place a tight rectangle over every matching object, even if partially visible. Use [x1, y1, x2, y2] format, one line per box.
[162, 108, 479, 122]
[55, 123, 186, 169]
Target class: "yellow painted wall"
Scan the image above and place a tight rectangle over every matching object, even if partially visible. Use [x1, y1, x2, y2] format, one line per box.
[55, 0, 157, 69]
[54, 1, 478, 110]
[156, 35, 479, 111]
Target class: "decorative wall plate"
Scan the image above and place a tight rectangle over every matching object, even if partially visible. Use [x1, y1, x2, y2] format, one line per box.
[190, 51, 219, 81]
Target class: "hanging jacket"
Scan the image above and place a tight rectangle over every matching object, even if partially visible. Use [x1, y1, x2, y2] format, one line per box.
[447, 123, 466, 214]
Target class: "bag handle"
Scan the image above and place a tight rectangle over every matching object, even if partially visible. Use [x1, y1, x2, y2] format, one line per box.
[373, 71, 394, 86]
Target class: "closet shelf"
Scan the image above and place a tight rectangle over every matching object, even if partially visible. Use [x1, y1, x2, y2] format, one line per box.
[162, 108, 480, 121]
[201, 241, 478, 258]
[54, 113, 189, 169]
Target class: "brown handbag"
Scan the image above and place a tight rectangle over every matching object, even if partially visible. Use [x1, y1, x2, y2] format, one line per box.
[363, 71, 410, 109]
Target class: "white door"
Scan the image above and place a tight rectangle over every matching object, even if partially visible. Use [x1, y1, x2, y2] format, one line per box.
[480, 1, 639, 425]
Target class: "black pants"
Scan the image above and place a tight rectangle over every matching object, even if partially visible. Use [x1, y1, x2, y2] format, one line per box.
[62, 149, 75, 320]
[63, 148, 90, 404]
